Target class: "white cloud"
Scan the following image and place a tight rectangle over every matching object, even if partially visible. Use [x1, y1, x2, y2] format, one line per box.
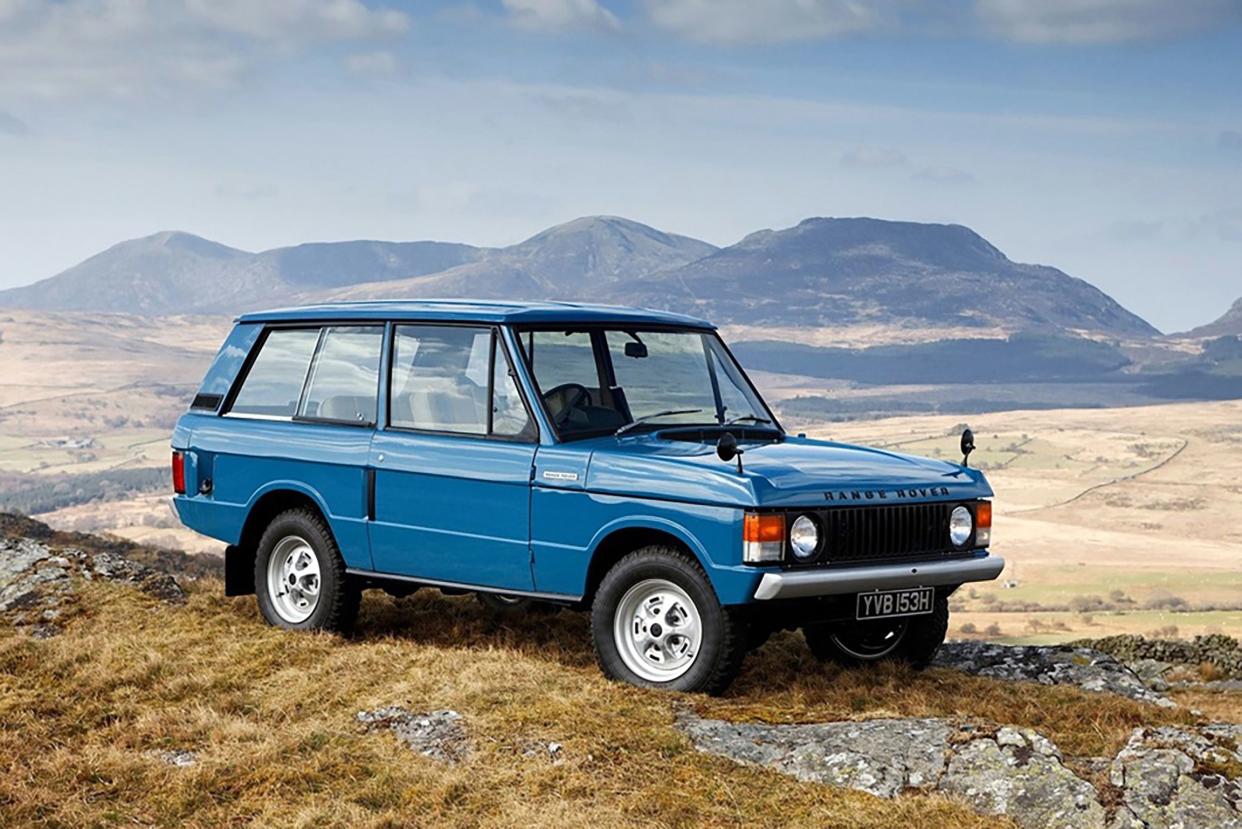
[639, 0, 1242, 46]
[975, 0, 1242, 44]
[644, 0, 884, 45]
[345, 50, 399, 76]
[502, 0, 620, 33]
[840, 146, 907, 168]
[0, 0, 410, 98]
[183, 0, 408, 41]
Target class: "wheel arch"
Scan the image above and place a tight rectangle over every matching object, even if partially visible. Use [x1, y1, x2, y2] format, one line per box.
[225, 485, 332, 597]
[582, 518, 713, 604]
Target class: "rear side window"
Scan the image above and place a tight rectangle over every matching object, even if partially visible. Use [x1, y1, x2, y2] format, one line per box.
[193, 323, 262, 410]
[299, 326, 383, 424]
[228, 329, 320, 417]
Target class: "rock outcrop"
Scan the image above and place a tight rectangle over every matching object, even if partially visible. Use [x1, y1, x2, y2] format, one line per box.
[356, 707, 471, 763]
[677, 712, 1242, 829]
[0, 535, 185, 636]
[934, 642, 1176, 707]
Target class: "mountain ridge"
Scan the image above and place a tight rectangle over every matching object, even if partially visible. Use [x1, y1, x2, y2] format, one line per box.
[0, 215, 1159, 338]
[1180, 296, 1242, 338]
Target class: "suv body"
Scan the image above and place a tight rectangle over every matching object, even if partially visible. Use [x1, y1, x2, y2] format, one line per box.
[173, 300, 1002, 693]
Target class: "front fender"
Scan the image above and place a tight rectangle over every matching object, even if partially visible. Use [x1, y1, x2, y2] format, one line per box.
[586, 514, 715, 571]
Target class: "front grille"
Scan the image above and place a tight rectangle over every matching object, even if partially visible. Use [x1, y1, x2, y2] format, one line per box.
[788, 501, 974, 567]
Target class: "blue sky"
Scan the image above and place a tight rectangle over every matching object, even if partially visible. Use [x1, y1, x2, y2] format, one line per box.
[0, 0, 1239, 331]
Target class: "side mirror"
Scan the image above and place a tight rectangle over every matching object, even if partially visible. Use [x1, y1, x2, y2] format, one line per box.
[960, 428, 975, 467]
[624, 341, 648, 359]
[717, 431, 744, 474]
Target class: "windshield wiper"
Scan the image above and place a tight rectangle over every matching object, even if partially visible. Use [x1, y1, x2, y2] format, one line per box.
[615, 409, 704, 437]
[723, 414, 772, 426]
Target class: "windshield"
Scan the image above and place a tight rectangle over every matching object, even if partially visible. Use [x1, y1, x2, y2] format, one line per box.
[514, 326, 776, 440]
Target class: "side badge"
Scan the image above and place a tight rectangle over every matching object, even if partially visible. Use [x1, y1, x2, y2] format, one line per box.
[542, 470, 579, 482]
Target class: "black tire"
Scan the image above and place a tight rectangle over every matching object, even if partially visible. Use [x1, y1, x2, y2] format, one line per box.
[476, 592, 534, 616]
[590, 546, 748, 695]
[254, 508, 360, 633]
[803, 593, 949, 669]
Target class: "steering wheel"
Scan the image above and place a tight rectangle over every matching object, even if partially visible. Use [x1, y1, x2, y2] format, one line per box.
[543, 382, 592, 427]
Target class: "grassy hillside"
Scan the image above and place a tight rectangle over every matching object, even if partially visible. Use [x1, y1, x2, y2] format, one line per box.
[3, 574, 1236, 828]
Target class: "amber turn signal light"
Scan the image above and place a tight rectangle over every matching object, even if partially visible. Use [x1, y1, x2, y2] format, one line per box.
[976, 501, 992, 528]
[743, 512, 785, 563]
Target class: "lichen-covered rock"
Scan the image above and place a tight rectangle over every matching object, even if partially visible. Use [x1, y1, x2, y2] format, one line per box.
[356, 707, 471, 763]
[941, 727, 1106, 829]
[1110, 725, 1242, 828]
[934, 642, 1176, 708]
[155, 749, 198, 768]
[677, 713, 1242, 829]
[1127, 659, 1174, 692]
[1, 536, 185, 635]
[676, 713, 950, 797]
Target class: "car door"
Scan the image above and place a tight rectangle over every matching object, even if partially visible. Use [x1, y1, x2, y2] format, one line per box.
[368, 323, 539, 590]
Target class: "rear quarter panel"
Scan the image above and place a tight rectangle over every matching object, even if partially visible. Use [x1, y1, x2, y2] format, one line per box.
[172, 415, 374, 570]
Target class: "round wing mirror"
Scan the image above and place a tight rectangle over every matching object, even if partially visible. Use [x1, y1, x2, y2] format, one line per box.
[960, 428, 975, 466]
[716, 430, 738, 463]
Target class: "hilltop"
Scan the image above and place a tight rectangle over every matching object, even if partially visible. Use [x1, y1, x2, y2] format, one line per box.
[0, 516, 1239, 828]
[1181, 296, 1242, 338]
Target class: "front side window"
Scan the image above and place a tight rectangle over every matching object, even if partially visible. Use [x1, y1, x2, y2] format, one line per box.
[390, 325, 532, 439]
[517, 326, 774, 439]
[228, 328, 320, 417]
[299, 326, 383, 424]
[519, 330, 626, 434]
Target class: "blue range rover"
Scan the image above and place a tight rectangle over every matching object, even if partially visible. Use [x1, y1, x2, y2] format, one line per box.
[172, 300, 1001, 694]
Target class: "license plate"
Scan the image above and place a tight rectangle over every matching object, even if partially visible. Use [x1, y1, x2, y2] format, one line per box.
[856, 587, 935, 621]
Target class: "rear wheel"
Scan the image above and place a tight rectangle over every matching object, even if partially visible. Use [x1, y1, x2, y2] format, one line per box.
[476, 592, 538, 616]
[591, 546, 748, 695]
[254, 508, 360, 633]
[803, 594, 948, 668]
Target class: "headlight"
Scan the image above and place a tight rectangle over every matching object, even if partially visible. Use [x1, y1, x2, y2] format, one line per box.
[949, 505, 973, 547]
[789, 514, 820, 561]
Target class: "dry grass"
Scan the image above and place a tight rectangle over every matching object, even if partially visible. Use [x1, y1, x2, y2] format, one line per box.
[4, 583, 1237, 828]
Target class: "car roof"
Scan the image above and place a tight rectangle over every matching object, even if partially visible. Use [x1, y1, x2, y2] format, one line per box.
[236, 300, 715, 328]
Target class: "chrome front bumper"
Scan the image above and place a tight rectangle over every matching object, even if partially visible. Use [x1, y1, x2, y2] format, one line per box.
[752, 555, 1005, 601]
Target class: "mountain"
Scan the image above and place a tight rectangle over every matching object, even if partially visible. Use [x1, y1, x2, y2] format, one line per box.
[0, 232, 486, 315]
[0, 232, 280, 316]
[1180, 297, 1242, 338]
[0, 215, 1157, 340]
[256, 240, 484, 290]
[323, 216, 718, 302]
[618, 218, 1159, 337]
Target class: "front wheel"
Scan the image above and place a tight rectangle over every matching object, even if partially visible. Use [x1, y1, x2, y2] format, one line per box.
[590, 546, 748, 695]
[803, 593, 949, 668]
[254, 508, 360, 633]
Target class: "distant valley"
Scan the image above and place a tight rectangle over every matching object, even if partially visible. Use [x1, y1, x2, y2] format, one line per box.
[1, 214, 1239, 421]
[3, 214, 1238, 419]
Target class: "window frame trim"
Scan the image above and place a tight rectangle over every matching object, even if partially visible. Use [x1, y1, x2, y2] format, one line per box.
[384, 321, 540, 444]
[220, 322, 385, 428]
[512, 322, 783, 442]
